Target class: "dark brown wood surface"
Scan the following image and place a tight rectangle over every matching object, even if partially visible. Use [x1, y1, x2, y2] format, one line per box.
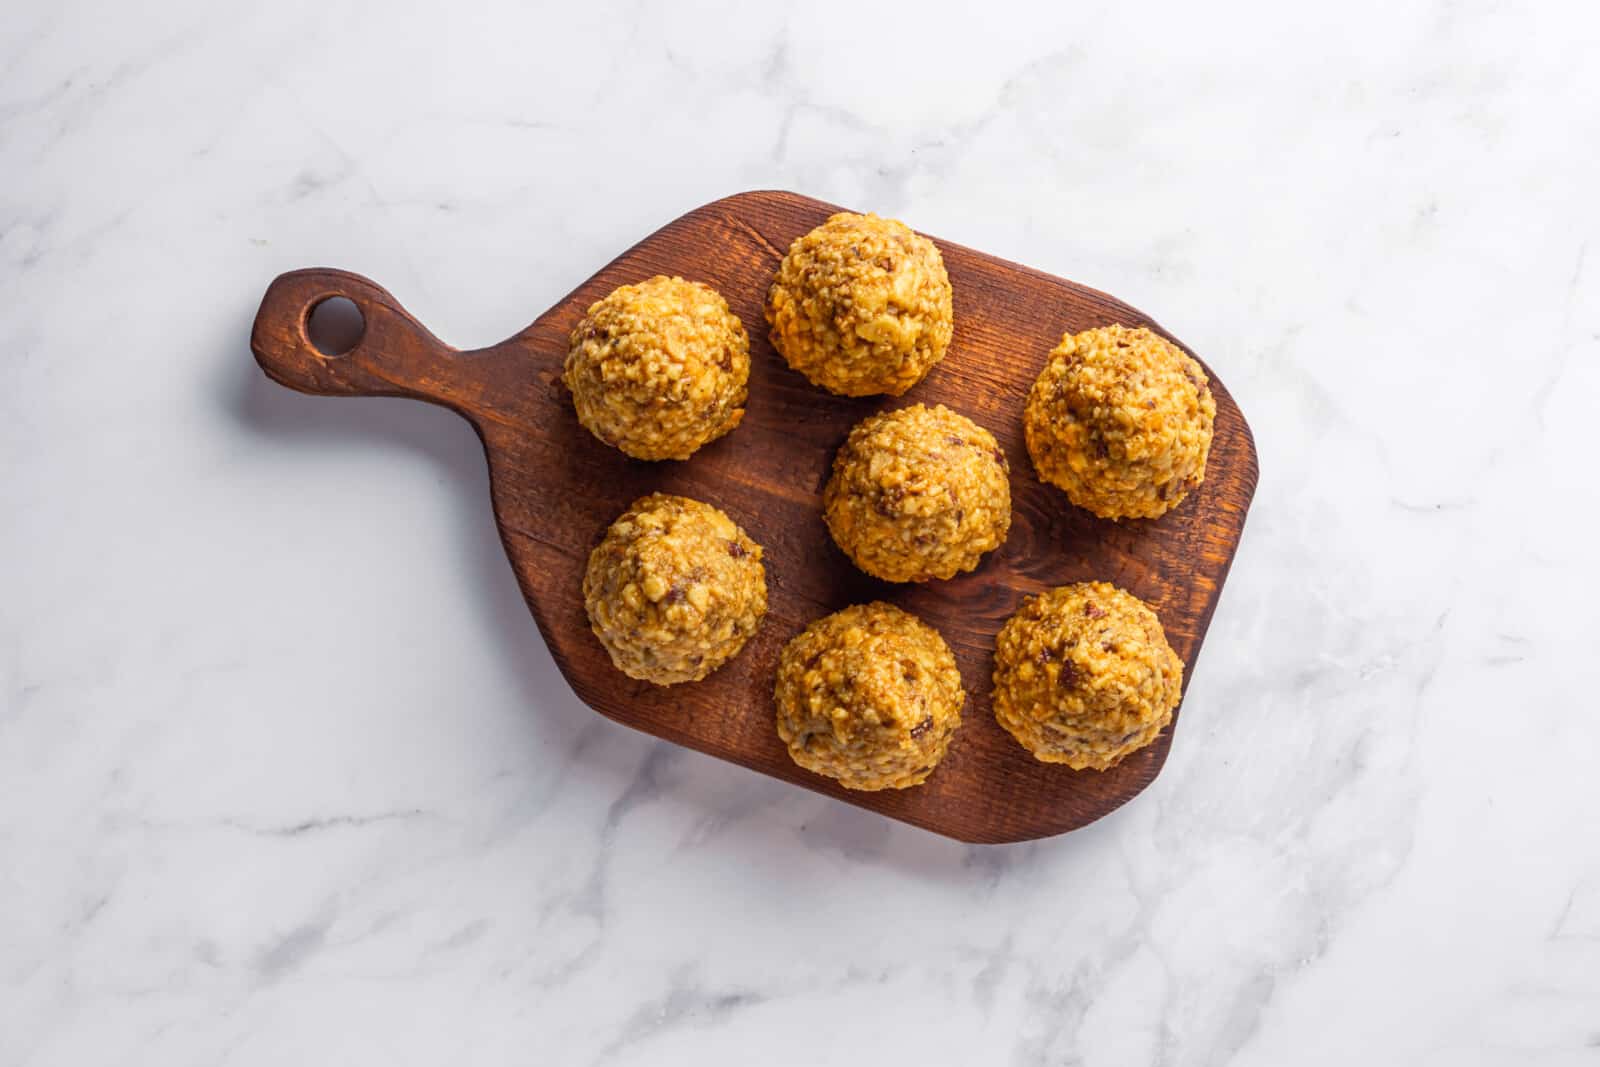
[250, 190, 1258, 844]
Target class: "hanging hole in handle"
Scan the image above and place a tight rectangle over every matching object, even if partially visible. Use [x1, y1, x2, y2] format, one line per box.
[306, 296, 366, 356]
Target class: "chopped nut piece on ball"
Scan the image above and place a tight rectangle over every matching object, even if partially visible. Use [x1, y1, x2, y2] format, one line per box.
[564, 276, 749, 460]
[824, 404, 1011, 582]
[765, 212, 953, 397]
[992, 582, 1182, 770]
[1024, 325, 1215, 519]
[583, 494, 766, 685]
[774, 602, 964, 790]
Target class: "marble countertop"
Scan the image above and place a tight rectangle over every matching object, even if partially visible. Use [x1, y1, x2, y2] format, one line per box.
[4, 1, 1598, 1063]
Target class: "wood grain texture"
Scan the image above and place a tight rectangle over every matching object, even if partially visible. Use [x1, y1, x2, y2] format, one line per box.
[250, 190, 1258, 844]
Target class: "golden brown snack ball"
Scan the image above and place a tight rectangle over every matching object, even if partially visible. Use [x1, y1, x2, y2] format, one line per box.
[583, 493, 766, 685]
[564, 276, 750, 460]
[992, 582, 1182, 770]
[823, 404, 1011, 582]
[765, 212, 953, 397]
[1024, 324, 1216, 519]
[774, 603, 964, 790]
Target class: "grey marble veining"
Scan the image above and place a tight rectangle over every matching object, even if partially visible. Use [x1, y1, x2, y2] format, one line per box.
[2, 1, 1598, 1063]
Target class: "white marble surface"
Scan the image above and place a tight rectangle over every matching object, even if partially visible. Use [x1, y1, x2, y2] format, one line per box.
[4, 1, 1599, 1063]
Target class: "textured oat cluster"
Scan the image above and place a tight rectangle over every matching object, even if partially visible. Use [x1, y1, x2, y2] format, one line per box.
[564, 275, 750, 461]
[823, 404, 1011, 582]
[991, 582, 1182, 770]
[773, 602, 965, 790]
[564, 211, 1219, 790]
[765, 212, 953, 397]
[582, 493, 767, 685]
[1024, 324, 1216, 519]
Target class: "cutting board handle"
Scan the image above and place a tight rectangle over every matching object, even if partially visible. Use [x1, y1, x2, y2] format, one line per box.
[250, 268, 508, 417]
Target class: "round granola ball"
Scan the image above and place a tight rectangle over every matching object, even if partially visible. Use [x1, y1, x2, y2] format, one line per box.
[583, 494, 766, 685]
[765, 212, 954, 397]
[774, 603, 964, 790]
[1024, 324, 1216, 519]
[992, 582, 1182, 770]
[823, 404, 1011, 582]
[564, 276, 750, 460]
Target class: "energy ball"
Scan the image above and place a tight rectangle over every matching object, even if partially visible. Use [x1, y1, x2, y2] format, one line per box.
[992, 582, 1182, 770]
[773, 602, 964, 790]
[823, 404, 1011, 582]
[765, 212, 954, 397]
[583, 493, 766, 685]
[1024, 324, 1216, 519]
[564, 276, 750, 461]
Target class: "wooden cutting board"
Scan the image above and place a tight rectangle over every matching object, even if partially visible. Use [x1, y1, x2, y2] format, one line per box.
[250, 190, 1258, 844]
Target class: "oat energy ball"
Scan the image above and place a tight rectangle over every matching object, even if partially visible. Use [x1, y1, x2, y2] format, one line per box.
[824, 404, 1011, 582]
[1024, 324, 1216, 519]
[992, 582, 1182, 770]
[583, 494, 766, 685]
[774, 603, 964, 790]
[766, 212, 954, 397]
[564, 276, 750, 460]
